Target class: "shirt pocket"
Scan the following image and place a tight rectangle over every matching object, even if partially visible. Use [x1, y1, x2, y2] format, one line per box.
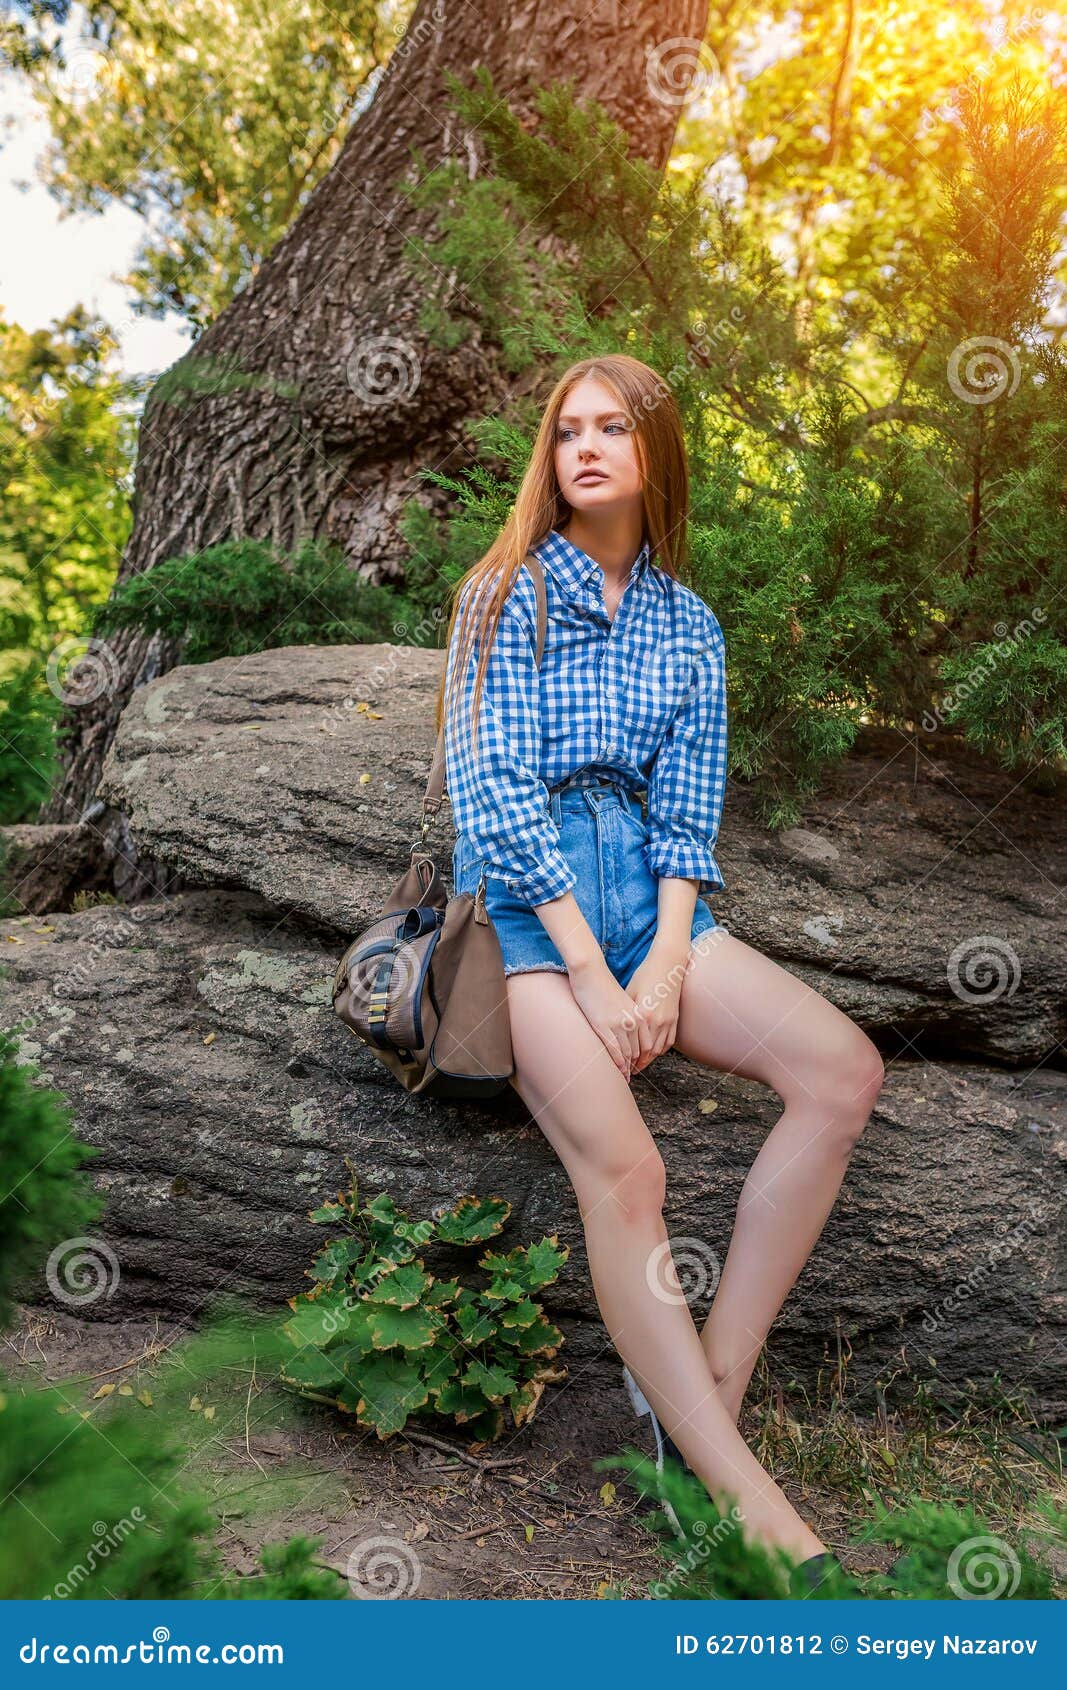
[633, 647, 695, 744]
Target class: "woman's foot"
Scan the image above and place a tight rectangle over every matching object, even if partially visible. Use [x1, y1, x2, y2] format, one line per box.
[788, 1551, 842, 1597]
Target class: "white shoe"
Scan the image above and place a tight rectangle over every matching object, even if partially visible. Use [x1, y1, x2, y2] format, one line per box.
[621, 1364, 687, 1542]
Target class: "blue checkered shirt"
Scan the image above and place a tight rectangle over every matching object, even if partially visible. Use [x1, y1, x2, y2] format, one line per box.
[443, 527, 727, 906]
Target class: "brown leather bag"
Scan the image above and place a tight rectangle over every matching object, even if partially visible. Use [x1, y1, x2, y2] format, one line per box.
[331, 553, 549, 1096]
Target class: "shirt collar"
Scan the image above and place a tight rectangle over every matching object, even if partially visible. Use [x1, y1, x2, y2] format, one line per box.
[533, 528, 668, 600]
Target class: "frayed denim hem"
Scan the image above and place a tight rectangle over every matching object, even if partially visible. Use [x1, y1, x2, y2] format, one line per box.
[502, 961, 570, 978]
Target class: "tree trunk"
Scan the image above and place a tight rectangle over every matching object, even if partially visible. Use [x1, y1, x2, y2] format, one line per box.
[41, 0, 711, 831]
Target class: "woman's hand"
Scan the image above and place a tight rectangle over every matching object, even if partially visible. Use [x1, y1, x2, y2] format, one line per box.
[622, 938, 693, 1073]
[568, 956, 650, 1081]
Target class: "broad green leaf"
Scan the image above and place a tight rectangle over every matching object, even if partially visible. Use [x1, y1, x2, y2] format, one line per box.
[307, 1235, 364, 1284]
[365, 1304, 444, 1352]
[422, 1345, 461, 1395]
[307, 1201, 347, 1225]
[433, 1194, 511, 1244]
[462, 1360, 519, 1404]
[455, 1303, 495, 1344]
[434, 1378, 493, 1423]
[519, 1237, 569, 1289]
[483, 1274, 527, 1302]
[497, 1315, 563, 1356]
[339, 1354, 429, 1436]
[282, 1288, 356, 1347]
[279, 1347, 348, 1392]
[364, 1193, 401, 1229]
[365, 1262, 431, 1308]
[497, 1298, 541, 1330]
[424, 1278, 461, 1307]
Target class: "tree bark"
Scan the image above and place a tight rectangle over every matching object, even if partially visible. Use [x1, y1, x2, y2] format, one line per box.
[41, 0, 711, 830]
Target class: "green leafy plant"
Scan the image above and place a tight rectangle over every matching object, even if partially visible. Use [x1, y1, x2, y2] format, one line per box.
[603, 1447, 1065, 1601]
[88, 537, 418, 666]
[280, 1177, 569, 1442]
[0, 1028, 344, 1598]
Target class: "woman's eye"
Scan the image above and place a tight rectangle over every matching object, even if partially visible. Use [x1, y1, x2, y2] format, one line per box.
[557, 422, 627, 440]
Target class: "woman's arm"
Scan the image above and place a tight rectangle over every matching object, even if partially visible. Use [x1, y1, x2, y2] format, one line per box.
[644, 603, 728, 958]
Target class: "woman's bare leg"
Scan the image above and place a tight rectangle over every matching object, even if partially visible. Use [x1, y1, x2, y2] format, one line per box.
[504, 968, 826, 1563]
[671, 930, 885, 1424]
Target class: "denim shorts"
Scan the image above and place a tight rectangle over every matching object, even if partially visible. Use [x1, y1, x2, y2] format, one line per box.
[451, 777, 718, 987]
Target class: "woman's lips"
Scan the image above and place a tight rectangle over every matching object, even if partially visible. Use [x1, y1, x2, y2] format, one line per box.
[574, 471, 607, 483]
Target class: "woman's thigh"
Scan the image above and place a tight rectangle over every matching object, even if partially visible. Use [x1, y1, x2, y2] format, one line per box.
[503, 970, 664, 1213]
[672, 929, 884, 1108]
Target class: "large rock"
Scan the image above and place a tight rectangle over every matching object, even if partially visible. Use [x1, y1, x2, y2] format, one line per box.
[86, 645, 1065, 1065]
[2, 886, 1064, 1413]
[2, 645, 1064, 1413]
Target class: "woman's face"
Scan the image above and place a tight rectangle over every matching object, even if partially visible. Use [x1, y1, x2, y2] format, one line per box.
[553, 375, 643, 516]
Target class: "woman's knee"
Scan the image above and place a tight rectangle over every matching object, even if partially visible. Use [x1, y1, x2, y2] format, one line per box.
[577, 1137, 667, 1225]
[782, 1024, 885, 1146]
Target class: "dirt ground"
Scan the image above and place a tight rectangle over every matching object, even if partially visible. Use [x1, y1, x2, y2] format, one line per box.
[2, 1303, 893, 1600]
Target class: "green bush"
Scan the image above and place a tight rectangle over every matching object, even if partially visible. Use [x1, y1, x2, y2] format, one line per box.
[0, 659, 60, 827]
[88, 537, 420, 666]
[0, 1027, 343, 1598]
[280, 1178, 569, 1442]
[0, 1028, 104, 1329]
[603, 1447, 1064, 1601]
[401, 69, 1067, 823]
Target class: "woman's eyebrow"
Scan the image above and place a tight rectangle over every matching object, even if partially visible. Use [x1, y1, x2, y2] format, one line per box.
[557, 409, 630, 423]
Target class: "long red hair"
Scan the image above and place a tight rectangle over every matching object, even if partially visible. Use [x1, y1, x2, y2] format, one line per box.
[436, 353, 693, 753]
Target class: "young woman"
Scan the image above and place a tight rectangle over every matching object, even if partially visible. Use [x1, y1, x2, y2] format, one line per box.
[438, 353, 884, 1582]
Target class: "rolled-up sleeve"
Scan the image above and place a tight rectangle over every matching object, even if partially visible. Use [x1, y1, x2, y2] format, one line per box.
[444, 577, 576, 906]
[644, 606, 727, 895]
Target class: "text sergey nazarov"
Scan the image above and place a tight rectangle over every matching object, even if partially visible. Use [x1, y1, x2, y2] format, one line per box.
[675, 1634, 1037, 1658]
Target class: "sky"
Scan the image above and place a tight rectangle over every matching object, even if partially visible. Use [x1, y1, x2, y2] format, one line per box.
[0, 68, 191, 379]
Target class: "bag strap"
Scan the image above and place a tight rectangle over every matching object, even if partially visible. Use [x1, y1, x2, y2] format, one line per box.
[418, 550, 547, 837]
